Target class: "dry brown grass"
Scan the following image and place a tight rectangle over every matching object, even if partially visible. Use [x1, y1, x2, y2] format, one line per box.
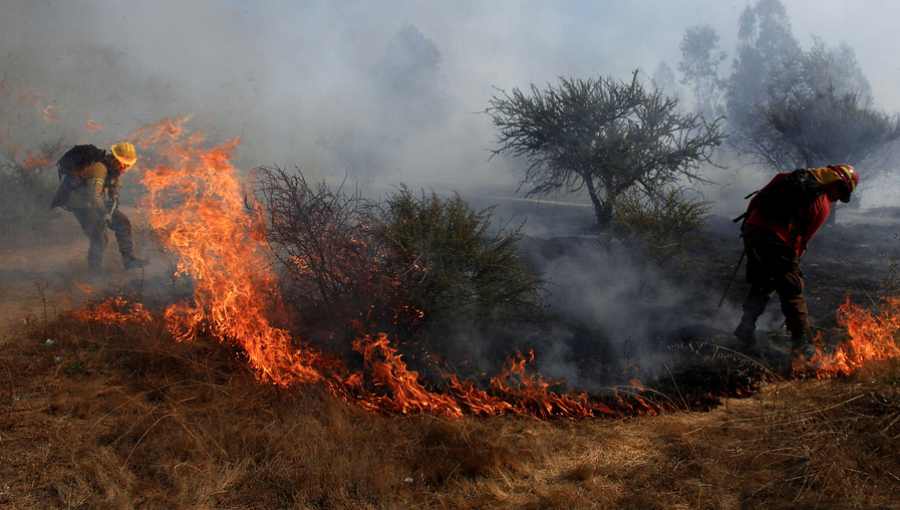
[2, 311, 899, 509]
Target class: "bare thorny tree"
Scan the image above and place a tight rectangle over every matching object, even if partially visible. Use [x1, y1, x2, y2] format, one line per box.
[245, 165, 394, 345]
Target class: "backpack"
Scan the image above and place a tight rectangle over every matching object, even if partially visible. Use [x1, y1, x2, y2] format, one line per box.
[732, 168, 825, 226]
[56, 144, 107, 181]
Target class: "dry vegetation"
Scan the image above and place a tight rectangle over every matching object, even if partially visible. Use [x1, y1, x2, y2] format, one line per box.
[2, 306, 899, 510]
[1, 199, 899, 509]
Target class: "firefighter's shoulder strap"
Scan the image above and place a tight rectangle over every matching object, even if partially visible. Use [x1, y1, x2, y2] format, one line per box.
[731, 169, 824, 226]
[731, 189, 760, 226]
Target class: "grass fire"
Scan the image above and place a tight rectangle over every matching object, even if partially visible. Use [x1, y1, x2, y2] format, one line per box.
[3, 1, 900, 506]
[3, 110, 899, 507]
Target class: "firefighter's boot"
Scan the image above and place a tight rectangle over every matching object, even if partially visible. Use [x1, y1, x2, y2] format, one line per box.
[791, 329, 817, 360]
[734, 318, 761, 357]
[123, 256, 150, 270]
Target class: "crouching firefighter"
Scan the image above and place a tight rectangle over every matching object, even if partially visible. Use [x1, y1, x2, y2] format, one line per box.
[50, 142, 149, 275]
[732, 164, 859, 359]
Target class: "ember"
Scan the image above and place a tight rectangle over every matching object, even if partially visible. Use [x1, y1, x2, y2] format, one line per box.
[70, 295, 151, 326]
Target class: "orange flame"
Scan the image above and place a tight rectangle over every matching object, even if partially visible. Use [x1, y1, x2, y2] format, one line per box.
[42, 104, 60, 124]
[346, 333, 465, 417]
[133, 117, 322, 386]
[85, 114, 104, 133]
[487, 350, 617, 418]
[794, 295, 900, 377]
[341, 340, 620, 419]
[70, 295, 151, 326]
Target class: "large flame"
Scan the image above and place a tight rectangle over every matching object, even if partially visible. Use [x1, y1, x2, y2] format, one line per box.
[133, 117, 322, 386]
[794, 295, 900, 377]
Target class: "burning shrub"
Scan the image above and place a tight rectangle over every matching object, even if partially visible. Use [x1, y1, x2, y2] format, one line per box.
[247, 165, 400, 348]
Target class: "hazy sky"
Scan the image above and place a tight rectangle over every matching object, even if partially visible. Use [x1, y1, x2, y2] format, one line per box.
[2, 0, 898, 190]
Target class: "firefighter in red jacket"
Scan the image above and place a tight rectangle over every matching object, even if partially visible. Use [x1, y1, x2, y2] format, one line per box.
[733, 164, 859, 358]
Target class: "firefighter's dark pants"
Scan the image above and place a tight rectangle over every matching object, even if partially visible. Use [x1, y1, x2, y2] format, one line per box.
[737, 224, 809, 336]
[71, 207, 136, 271]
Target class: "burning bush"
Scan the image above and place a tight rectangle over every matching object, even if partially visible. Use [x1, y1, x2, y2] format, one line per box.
[247, 165, 398, 350]
[249, 169, 547, 359]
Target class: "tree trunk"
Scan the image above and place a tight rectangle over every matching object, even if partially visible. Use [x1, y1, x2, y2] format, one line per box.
[583, 175, 612, 230]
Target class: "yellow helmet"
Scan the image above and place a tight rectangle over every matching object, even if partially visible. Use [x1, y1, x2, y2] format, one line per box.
[111, 142, 137, 167]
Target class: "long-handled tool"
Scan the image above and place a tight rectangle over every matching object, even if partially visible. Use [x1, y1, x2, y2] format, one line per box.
[718, 248, 746, 309]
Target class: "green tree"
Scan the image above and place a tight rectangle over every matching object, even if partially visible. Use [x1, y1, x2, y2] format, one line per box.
[486, 71, 723, 230]
[761, 88, 900, 171]
[371, 24, 447, 129]
[678, 24, 726, 119]
[374, 185, 546, 327]
[725, 0, 800, 147]
[737, 39, 900, 174]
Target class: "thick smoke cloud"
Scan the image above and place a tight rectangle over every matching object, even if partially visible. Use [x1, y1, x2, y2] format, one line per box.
[4, 0, 898, 189]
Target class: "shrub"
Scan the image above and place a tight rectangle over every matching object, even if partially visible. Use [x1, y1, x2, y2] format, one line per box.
[247, 165, 399, 348]
[0, 139, 65, 239]
[373, 185, 547, 329]
[611, 185, 711, 268]
[250, 170, 546, 359]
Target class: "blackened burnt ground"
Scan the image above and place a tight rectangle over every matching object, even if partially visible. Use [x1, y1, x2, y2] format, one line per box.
[482, 203, 900, 409]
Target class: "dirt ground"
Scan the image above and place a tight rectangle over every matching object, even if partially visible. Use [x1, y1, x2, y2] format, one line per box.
[0, 207, 177, 336]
